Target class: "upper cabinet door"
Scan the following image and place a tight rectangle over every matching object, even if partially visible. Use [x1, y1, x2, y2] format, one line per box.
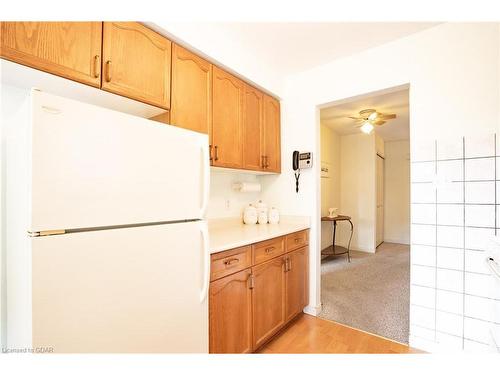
[242, 84, 264, 171]
[0, 22, 102, 87]
[263, 95, 281, 173]
[212, 66, 244, 169]
[171, 44, 212, 135]
[102, 22, 171, 109]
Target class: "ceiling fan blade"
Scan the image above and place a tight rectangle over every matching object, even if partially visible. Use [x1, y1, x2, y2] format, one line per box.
[374, 120, 386, 126]
[378, 113, 396, 120]
[348, 116, 363, 120]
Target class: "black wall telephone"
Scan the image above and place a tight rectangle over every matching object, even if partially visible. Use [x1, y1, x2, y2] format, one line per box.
[293, 151, 300, 193]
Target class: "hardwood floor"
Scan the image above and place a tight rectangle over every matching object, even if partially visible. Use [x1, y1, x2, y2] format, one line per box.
[258, 314, 421, 354]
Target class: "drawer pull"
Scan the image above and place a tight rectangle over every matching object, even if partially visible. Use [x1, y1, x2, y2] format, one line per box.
[294, 238, 300, 243]
[265, 246, 276, 254]
[223, 258, 239, 266]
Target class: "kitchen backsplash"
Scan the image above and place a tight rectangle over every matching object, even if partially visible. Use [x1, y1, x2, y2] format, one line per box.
[207, 169, 262, 219]
[410, 133, 500, 352]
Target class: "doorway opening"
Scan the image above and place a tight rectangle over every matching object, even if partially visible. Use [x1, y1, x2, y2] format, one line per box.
[318, 86, 410, 344]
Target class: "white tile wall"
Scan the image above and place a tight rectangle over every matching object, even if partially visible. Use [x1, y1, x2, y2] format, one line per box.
[411, 245, 436, 267]
[436, 247, 463, 270]
[437, 204, 463, 226]
[465, 158, 495, 181]
[436, 290, 463, 314]
[411, 183, 436, 203]
[465, 181, 495, 204]
[411, 204, 436, 224]
[436, 311, 463, 336]
[436, 182, 464, 203]
[436, 226, 464, 248]
[465, 205, 495, 228]
[437, 160, 463, 182]
[410, 133, 499, 352]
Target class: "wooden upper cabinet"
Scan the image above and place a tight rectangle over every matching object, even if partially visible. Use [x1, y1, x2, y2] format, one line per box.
[212, 66, 244, 168]
[263, 95, 281, 173]
[285, 247, 308, 322]
[102, 22, 171, 109]
[252, 257, 286, 349]
[171, 44, 212, 134]
[242, 84, 264, 171]
[0, 22, 102, 87]
[209, 269, 253, 353]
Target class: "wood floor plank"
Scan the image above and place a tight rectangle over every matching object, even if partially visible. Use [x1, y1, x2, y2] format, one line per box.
[257, 314, 422, 354]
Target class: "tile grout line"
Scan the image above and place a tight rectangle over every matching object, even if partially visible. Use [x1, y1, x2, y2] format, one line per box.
[434, 139, 438, 343]
[462, 136, 466, 350]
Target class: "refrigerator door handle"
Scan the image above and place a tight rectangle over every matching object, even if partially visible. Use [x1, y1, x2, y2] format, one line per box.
[200, 223, 210, 303]
[200, 141, 210, 219]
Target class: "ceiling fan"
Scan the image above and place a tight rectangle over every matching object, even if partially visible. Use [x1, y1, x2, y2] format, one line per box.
[348, 109, 396, 134]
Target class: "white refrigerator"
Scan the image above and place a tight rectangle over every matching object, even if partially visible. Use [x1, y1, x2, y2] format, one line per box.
[4, 89, 210, 353]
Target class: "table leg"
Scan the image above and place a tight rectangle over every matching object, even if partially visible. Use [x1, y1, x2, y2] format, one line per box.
[332, 221, 337, 255]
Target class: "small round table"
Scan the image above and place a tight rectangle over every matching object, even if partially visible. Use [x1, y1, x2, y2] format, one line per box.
[321, 215, 353, 262]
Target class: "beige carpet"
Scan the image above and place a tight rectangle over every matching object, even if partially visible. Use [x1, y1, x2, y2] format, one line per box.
[319, 242, 410, 344]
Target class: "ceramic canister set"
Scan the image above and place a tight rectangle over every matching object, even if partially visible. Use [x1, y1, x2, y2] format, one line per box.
[243, 200, 280, 225]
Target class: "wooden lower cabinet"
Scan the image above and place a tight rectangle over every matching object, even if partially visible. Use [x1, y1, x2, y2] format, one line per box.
[285, 247, 308, 321]
[209, 230, 309, 353]
[252, 256, 286, 349]
[209, 269, 253, 353]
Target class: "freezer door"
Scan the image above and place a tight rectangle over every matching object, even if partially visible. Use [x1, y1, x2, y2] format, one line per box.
[31, 221, 209, 353]
[30, 90, 209, 232]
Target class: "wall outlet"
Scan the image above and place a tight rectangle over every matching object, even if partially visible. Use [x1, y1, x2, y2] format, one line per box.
[225, 199, 231, 210]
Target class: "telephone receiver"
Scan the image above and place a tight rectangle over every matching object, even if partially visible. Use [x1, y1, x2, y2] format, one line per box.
[293, 150, 300, 171]
[293, 151, 300, 192]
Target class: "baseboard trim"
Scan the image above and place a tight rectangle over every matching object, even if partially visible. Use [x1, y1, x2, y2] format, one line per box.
[303, 304, 322, 316]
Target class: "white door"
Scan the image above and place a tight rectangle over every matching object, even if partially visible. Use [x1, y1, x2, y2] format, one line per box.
[29, 90, 210, 232]
[31, 220, 209, 353]
[376, 155, 384, 247]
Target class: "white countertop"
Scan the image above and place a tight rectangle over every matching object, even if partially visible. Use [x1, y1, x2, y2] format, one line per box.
[208, 216, 310, 254]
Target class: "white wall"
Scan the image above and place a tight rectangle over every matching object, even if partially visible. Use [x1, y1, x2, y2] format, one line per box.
[339, 133, 376, 252]
[207, 170, 262, 219]
[259, 23, 500, 337]
[147, 22, 283, 97]
[384, 140, 410, 244]
[320, 124, 340, 250]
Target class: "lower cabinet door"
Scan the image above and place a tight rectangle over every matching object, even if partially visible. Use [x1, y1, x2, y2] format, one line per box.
[209, 269, 253, 353]
[252, 256, 286, 349]
[285, 247, 308, 321]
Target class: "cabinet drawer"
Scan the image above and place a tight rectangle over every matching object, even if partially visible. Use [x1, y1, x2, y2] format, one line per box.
[211, 246, 252, 281]
[253, 237, 284, 265]
[286, 230, 308, 252]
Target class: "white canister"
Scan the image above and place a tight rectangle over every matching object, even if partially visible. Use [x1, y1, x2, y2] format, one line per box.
[243, 204, 258, 224]
[255, 200, 268, 216]
[258, 211, 268, 224]
[268, 207, 280, 224]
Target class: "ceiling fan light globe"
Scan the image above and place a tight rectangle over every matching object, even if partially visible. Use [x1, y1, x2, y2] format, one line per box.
[360, 122, 374, 134]
[368, 112, 378, 121]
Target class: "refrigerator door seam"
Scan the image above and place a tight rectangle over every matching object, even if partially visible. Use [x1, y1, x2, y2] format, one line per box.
[29, 219, 201, 237]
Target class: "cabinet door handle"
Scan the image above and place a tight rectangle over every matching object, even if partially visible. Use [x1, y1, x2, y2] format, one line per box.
[105, 60, 112, 82]
[93, 55, 100, 78]
[288, 258, 292, 271]
[214, 145, 219, 161]
[265, 246, 275, 254]
[284, 257, 289, 272]
[209, 145, 213, 162]
[248, 274, 255, 289]
[265, 155, 269, 168]
[223, 258, 239, 266]
[261, 155, 266, 168]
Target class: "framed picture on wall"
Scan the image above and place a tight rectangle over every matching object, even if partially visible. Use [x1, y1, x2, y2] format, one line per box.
[321, 161, 331, 178]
